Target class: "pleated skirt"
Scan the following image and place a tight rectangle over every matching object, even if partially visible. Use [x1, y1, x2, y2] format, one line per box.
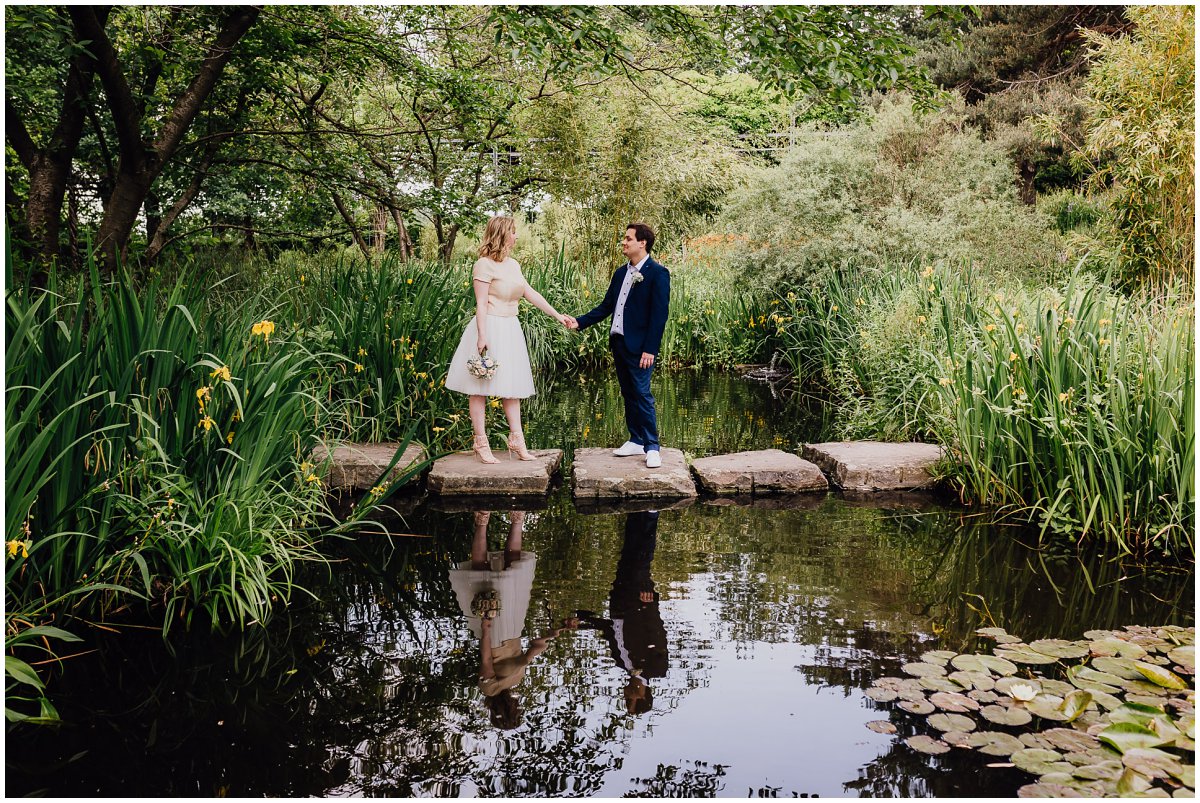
[445, 314, 536, 399]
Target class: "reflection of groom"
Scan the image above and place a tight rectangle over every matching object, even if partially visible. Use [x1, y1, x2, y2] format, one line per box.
[574, 510, 666, 714]
[567, 223, 671, 469]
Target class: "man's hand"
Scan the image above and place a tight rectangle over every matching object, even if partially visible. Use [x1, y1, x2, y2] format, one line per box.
[565, 315, 579, 330]
[639, 352, 655, 369]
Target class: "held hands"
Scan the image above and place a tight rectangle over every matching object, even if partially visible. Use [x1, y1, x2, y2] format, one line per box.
[558, 313, 578, 330]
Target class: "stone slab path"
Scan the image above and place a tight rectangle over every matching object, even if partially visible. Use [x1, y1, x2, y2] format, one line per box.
[801, 441, 945, 492]
[572, 447, 697, 499]
[427, 449, 563, 496]
[690, 449, 828, 495]
[313, 442, 427, 490]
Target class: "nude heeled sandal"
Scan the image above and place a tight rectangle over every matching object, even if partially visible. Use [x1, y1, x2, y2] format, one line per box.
[472, 434, 500, 464]
[507, 432, 537, 461]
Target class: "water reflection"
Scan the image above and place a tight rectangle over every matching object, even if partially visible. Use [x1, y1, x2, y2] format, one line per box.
[572, 510, 667, 715]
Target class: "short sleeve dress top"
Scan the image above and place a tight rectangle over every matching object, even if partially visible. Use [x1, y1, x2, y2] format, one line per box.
[445, 256, 537, 399]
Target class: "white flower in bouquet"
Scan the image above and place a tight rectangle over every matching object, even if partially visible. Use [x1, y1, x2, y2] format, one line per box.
[467, 349, 499, 379]
[471, 589, 501, 620]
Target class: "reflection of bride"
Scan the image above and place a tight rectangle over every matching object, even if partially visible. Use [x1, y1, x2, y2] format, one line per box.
[448, 510, 565, 729]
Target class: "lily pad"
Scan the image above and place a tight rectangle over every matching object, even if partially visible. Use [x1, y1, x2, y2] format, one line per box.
[1123, 679, 1171, 697]
[1071, 760, 1123, 781]
[1121, 747, 1183, 780]
[930, 691, 980, 712]
[1091, 638, 1149, 659]
[942, 729, 974, 747]
[981, 654, 1021, 676]
[865, 719, 896, 735]
[977, 627, 1010, 639]
[969, 689, 1000, 704]
[949, 670, 996, 691]
[1039, 679, 1076, 697]
[920, 676, 964, 693]
[864, 687, 898, 703]
[1068, 664, 1123, 694]
[997, 647, 1060, 666]
[898, 699, 935, 715]
[1041, 728, 1101, 753]
[1026, 694, 1071, 721]
[872, 677, 909, 691]
[902, 661, 947, 678]
[1089, 690, 1124, 712]
[1061, 690, 1094, 723]
[1012, 747, 1071, 776]
[965, 730, 1025, 756]
[898, 688, 928, 702]
[1098, 722, 1169, 753]
[1030, 639, 1091, 659]
[1017, 783, 1084, 798]
[1156, 626, 1195, 646]
[928, 712, 976, 733]
[1133, 660, 1188, 690]
[1166, 646, 1195, 673]
[1115, 767, 1153, 795]
[921, 649, 958, 665]
[906, 734, 950, 755]
[1091, 656, 1143, 680]
[950, 654, 990, 674]
[981, 704, 1034, 726]
[1021, 732, 1058, 750]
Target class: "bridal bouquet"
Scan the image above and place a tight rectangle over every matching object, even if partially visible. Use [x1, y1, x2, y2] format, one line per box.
[467, 349, 498, 379]
[471, 589, 501, 620]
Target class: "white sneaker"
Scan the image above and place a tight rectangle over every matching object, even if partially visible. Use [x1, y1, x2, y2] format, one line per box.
[645, 450, 662, 468]
[613, 441, 645, 457]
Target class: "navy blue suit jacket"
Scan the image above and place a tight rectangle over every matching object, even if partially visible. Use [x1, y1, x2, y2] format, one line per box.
[576, 257, 671, 356]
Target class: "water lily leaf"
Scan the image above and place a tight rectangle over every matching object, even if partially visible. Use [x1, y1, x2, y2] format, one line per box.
[899, 699, 935, 715]
[902, 661, 947, 678]
[1128, 694, 1173, 708]
[1133, 660, 1188, 690]
[1071, 760, 1123, 781]
[928, 712, 976, 733]
[969, 689, 1000, 704]
[865, 687, 898, 703]
[1027, 694, 1074, 721]
[930, 691, 980, 712]
[1030, 639, 1091, 659]
[921, 649, 957, 665]
[1116, 768, 1153, 796]
[981, 704, 1034, 726]
[921, 676, 964, 693]
[872, 677, 910, 691]
[981, 654, 1020, 676]
[1166, 646, 1195, 673]
[1039, 679, 1076, 697]
[994, 634, 1024, 644]
[997, 647, 1059, 666]
[1021, 732, 1058, 750]
[1098, 722, 1170, 753]
[1170, 763, 1194, 788]
[1090, 690, 1124, 711]
[1068, 664, 1123, 694]
[1091, 656, 1143, 680]
[1085, 630, 1118, 640]
[996, 676, 1042, 696]
[1061, 690, 1094, 723]
[1017, 782, 1085, 798]
[1122, 747, 1183, 780]
[1041, 728, 1101, 753]
[906, 734, 950, 754]
[898, 688, 928, 702]
[1177, 713, 1195, 739]
[949, 670, 996, 691]
[865, 719, 896, 735]
[1110, 702, 1168, 724]
[950, 654, 989, 674]
[1156, 626, 1195, 647]
[942, 729, 973, 747]
[1037, 771, 1080, 787]
[965, 730, 1024, 756]
[977, 627, 1010, 639]
[1092, 638, 1149, 659]
[1123, 679, 1172, 697]
[1012, 747, 1069, 776]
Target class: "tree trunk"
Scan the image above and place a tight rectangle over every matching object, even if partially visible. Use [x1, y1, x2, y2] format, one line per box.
[440, 224, 459, 263]
[1018, 160, 1037, 205]
[73, 6, 260, 272]
[331, 190, 371, 258]
[372, 203, 388, 253]
[144, 189, 162, 243]
[390, 207, 413, 261]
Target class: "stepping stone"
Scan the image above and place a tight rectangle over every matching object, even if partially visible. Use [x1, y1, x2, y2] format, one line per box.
[428, 450, 563, 496]
[572, 447, 697, 499]
[575, 496, 696, 515]
[801, 441, 945, 492]
[313, 442, 428, 490]
[690, 449, 828, 495]
[703, 494, 826, 511]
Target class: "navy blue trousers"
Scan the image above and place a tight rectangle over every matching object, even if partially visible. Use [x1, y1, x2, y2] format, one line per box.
[610, 334, 659, 451]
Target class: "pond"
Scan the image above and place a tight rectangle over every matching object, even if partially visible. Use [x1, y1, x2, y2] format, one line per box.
[8, 372, 1193, 797]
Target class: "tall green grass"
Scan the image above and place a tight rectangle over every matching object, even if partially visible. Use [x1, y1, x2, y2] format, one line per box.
[774, 261, 1194, 556]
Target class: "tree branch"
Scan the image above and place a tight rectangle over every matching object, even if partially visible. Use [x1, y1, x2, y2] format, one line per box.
[5, 100, 36, 170]
[69, 5, 144, 165]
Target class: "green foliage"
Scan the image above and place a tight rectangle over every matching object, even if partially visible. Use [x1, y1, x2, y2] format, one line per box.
[1076, 7, 1195, 288]
[718, 96, 1064, 290]
[772, 261, 1194, 556]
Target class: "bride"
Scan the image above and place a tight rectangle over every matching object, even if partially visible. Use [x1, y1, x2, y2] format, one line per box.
[445, 216, 571, 463]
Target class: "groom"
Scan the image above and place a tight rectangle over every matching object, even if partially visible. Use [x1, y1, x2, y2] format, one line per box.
[567, 223, 670, 469]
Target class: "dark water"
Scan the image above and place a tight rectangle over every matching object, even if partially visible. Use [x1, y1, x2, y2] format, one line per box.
[8, 373, 1193, 797]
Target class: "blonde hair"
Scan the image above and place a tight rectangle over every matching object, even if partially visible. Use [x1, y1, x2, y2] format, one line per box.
[478, 216, 516, 262]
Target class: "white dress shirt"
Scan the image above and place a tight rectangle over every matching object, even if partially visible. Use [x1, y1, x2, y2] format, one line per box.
[611, 254, 650, 336]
